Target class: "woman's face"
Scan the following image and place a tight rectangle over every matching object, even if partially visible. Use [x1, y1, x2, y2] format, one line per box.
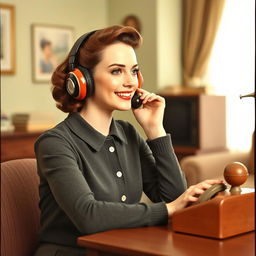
[91, 42, 140, 112]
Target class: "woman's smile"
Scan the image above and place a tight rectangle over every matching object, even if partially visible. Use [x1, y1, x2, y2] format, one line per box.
[115, 91, 133, 100]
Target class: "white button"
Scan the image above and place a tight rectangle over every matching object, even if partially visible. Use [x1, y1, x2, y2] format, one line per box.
[109, 146, 115, 152]
[121, 195, 127, 202]
[116, 171, 122, 178]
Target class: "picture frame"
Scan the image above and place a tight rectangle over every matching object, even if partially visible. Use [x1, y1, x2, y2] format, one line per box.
[31, 24, 74, 83]
[122, 15, 142, 33]
[0, 4, 15, 74]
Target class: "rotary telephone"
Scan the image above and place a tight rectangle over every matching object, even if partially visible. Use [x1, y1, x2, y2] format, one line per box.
[192, 183, 227, 205]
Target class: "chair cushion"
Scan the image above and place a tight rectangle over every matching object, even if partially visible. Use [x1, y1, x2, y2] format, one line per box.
[1, 158, 40, 256]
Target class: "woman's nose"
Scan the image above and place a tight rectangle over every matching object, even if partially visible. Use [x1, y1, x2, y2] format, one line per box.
[123, 73, 137, 88]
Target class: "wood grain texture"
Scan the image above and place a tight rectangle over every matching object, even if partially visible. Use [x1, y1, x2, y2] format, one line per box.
[78, 226, 255, 256]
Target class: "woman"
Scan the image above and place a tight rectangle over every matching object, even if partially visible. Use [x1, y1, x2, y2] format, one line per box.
[34, 25, 222, 256]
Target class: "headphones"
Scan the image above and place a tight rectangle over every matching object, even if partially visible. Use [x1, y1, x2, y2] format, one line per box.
[66, 30, 143, 102]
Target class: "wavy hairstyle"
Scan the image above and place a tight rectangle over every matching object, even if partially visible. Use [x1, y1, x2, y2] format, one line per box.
[51, 25, 142, 113]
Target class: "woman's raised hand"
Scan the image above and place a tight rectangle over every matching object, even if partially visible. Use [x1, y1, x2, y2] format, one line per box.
[132, 89, 166, 140]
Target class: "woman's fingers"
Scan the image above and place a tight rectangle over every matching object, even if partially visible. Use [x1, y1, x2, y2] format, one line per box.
[167, 179, 225, 215]
[196, 179, 223, 190]
[194, 187, 205, 195]
[142, 93, 156, 104]
[188, 195, 198, 202]
[136, 89, 164, 104]
[186, 179, 224, 202]
[142, 93, 165, 105]
[203, 179, 223, 185]
[138, 90, 157, 104]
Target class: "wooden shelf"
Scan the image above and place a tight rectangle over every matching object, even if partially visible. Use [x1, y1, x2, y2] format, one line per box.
[1, 131, 43, 162]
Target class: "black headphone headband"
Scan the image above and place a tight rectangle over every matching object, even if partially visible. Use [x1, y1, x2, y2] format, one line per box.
[68, 30, 97, 71]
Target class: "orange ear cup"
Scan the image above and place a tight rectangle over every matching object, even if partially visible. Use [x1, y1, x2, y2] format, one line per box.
[137, 71, 143, 89]
[71, 68, 87, 100]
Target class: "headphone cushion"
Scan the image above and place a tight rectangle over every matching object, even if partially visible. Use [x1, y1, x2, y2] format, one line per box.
[137, 71, 143, 88]
[78, 65, 94, 99]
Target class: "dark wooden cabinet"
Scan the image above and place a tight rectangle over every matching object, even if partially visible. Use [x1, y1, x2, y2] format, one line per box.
[1, 131, 43, 162]
[160, 93, 227, 160]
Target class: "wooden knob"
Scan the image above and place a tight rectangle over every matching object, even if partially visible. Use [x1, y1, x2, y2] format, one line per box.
[224, 162, 249, 193]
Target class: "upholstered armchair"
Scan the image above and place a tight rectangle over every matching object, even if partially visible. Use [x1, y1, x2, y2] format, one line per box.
[180, 150, 254, 188]
[1, 158, 40, 256]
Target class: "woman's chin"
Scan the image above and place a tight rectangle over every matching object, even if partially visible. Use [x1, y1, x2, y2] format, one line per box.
[115, 103, 131, 111]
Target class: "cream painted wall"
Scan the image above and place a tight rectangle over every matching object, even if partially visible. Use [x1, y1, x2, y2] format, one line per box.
[157, 0, 182, 89]
[1, 0, 108, 125]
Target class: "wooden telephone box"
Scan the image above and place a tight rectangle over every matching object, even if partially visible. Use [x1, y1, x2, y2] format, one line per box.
[172, 189, 254, 239]
[172, 162, 255, 239]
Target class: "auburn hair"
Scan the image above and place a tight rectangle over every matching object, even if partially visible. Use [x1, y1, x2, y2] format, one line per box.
[51, 25, 142, 113]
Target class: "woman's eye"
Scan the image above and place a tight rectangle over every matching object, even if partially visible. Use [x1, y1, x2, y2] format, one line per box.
[111, 69, 122, 75]
[132, 69, 139, 75]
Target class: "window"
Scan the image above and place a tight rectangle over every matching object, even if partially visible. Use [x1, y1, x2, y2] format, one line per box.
[207, 0, 255, 150]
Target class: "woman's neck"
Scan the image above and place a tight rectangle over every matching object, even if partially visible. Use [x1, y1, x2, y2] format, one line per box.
[79, 101, 113, 136]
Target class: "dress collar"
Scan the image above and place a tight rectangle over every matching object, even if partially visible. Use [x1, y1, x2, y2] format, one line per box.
[65, 112, 128, 151]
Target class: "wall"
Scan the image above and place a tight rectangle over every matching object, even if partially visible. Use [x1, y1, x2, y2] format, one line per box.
[157, 0, 182, 89]
[1, 0, 108, 126]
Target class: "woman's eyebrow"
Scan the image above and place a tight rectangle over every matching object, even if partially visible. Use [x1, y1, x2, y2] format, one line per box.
[108, 63, 138, 68]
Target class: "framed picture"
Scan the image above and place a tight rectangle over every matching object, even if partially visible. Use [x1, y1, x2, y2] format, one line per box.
[122, 15, 142, 33]
[0, 4, 15, 74]
[31, 24, 74, 83]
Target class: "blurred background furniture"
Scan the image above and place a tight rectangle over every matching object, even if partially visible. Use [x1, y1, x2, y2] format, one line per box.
[160, 93, 226, 160]
[1, 158, 40, 256]
[180, 150, 254, 188]
[1, 131, 42, 162]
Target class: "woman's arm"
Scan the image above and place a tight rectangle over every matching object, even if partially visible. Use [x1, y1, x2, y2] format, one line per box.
[139, 133, 187, 203]
[138, 133, 223, 216]
[132, 89, 186, 204]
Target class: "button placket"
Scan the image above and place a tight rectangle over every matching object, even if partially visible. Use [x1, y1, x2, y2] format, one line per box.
[105, 137, 127, 202]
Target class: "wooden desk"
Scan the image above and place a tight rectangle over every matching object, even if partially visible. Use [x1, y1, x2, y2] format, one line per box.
[77, 226, 255, 256]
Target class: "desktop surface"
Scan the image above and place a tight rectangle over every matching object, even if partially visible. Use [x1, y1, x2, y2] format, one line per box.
[77, 225, 255, 256]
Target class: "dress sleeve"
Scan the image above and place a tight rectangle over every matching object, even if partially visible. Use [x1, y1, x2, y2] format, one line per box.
[35, 133, 168, 235]
[139, 134, 187, 203]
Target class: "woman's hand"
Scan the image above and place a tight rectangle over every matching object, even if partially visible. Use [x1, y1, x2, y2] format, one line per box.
[166, 179, 224, 216]
[132, 89, 166, 140]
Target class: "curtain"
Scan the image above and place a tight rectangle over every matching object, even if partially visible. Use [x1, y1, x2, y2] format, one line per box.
[182, 0, 225, 86]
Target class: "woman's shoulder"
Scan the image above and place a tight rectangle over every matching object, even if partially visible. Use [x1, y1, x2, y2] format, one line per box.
[35, 120, 71, 147]
[115, 119, 137, 133]
[114, 119, 143, 142]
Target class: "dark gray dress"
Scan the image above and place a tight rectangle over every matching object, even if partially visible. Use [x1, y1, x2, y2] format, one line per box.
[33, 112, 186, 255]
